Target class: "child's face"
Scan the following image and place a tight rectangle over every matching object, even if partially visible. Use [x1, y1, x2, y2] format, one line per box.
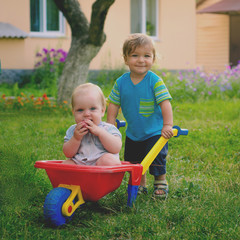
[72, 89, 105, 126]
[124, 44, 154, 78]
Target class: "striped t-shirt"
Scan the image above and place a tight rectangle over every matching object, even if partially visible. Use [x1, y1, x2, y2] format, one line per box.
[109, 71, 172, 141]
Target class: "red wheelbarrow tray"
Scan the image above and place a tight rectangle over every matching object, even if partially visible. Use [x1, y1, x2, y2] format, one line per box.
[34, 160, 143, 202]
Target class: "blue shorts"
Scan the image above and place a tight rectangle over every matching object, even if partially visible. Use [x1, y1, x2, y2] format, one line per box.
[124, 135, 168, 176]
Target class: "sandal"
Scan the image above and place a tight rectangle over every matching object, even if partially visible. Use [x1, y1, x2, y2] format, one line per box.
[153, 180, 169, 198]
[138, 185, 148, 195]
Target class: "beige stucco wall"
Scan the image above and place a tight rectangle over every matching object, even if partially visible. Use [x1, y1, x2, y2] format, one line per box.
[156, 0, 196, 70]
[0, 0, 196, 71]
[0, 0, 71, 70]
[196, 0, 229, 72]
[92, 0, 197, 71]
[88, 0, 130, 69]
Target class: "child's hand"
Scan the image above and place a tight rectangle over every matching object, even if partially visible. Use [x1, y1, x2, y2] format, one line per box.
[73, 121, 88, 141]
[161, 124, 173, 139]
[84, 119, 101, 136]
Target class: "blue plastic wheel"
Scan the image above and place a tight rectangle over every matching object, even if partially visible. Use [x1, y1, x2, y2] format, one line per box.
[44, 187, 74, 227]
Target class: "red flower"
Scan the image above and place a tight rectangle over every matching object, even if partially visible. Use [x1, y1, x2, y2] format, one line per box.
[42, 93, 49, 100]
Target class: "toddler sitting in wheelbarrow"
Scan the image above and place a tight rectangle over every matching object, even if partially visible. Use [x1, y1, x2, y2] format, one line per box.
[62, 83, 122, 166]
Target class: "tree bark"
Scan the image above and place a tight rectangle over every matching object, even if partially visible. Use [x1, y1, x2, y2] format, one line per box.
[53, 0, 115, 104]
[57, 39, 101, 104]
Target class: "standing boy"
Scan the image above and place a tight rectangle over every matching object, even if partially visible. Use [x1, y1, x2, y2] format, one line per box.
[107, 33, 173, 198]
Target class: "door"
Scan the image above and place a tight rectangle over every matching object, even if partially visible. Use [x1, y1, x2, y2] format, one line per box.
[230, 15, 240, 67]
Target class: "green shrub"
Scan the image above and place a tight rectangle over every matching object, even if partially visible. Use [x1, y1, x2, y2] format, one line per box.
[29, 48, 67, 97]
[1, 62, 240, 103]
[154, 64, 240, 102]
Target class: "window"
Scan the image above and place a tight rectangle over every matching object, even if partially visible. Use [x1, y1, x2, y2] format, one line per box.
[131, 0, 158, 38]
[30, 0, 65, 37]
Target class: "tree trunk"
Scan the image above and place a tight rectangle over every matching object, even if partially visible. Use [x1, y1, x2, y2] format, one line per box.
[57, 38, 101, 104]
[54, 0, 115, 104]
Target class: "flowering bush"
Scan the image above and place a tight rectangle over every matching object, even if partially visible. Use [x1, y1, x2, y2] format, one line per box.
[1, 63, 240, 112]
[156, 64, 240, 102]
[31, 48, 68, 96]
[0, 92, 70, 113]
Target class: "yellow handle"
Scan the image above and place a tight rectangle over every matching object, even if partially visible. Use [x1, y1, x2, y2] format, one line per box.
[141, 129, 178, 175]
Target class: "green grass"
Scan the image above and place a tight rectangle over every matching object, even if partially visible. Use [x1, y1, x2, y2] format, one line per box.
[0, 99, 239, 239]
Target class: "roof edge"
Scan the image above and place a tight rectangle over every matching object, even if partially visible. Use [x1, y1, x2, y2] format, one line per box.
[0, 22, 28, 39]
[196, 0, 207, 7]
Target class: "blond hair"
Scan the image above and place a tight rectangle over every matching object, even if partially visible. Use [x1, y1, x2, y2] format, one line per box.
[71, 83, 106, 109]
[122, 33, 156, 60]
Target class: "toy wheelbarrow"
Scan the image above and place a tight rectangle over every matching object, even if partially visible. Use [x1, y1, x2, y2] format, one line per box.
[34, 126, 188, 226]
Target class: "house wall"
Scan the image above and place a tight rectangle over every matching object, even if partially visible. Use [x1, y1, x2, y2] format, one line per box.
[0, 0, 196, 72]
[91, 0, 197, 71]
[157, 0, 196, 70]
[88, 0, 130, 70]
[196, 0, 229, 72]
[0, 0, 71, 70]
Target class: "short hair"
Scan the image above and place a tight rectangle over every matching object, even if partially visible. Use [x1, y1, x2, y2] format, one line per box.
[71, 83, 106, 110]
[122, 33, 156, 60]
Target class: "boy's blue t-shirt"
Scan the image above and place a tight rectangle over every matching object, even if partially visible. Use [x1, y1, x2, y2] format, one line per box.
[109, 71, 172, 141]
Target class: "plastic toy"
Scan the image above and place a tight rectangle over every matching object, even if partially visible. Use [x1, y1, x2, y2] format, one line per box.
[34, 125, 188, 227]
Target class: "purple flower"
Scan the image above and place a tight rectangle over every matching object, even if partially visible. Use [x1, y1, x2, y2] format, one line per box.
[34, 61, 41, 68]
[59, 57, 65, 63]
[36, 52, 42, 57]
[226, 65, 231, 70]
[61, 51, 67, 58]
[43, 48, 48, 54]
[200, 72, 205, 78]
[178, 75, 183, 81]
[49, 60, 54, 65]
[193, 88, 197, 92]
[208, 91, 212, 95]
[42, 57, 48, 62]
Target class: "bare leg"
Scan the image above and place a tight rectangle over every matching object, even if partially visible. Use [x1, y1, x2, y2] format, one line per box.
[61, 159, 76, 165]
[140, 173, 146, 187]
[96, 153, 121, 166]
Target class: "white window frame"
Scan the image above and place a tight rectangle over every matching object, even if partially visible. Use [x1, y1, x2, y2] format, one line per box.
[131, 0, 159, 40]
[30, 0, 65, 38]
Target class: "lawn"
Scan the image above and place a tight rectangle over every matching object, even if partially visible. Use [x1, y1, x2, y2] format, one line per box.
[0, 98, 239, 239]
